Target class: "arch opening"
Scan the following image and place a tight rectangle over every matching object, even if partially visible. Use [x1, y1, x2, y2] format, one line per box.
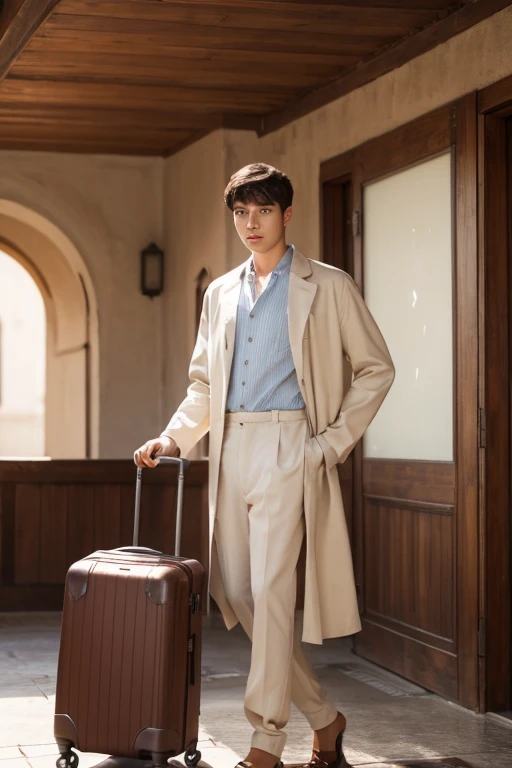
[0, 250, 46, 457]
[0, 201, 99, 458]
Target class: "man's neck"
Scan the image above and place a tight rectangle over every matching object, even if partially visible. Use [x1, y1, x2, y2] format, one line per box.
[251, 242, 289, 278]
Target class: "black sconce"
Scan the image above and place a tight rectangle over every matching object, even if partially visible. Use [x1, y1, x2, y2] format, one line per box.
[140, 242, 164, 298]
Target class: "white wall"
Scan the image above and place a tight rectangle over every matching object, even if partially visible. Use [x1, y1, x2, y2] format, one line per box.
[161, 131, 231, 426]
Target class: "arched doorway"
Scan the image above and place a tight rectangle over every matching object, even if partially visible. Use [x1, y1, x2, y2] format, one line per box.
[0, 201, 99, 458]
[0, 251, 46, 457]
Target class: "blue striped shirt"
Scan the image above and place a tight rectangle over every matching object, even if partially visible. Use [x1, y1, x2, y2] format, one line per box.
[226, 245, 305, 413]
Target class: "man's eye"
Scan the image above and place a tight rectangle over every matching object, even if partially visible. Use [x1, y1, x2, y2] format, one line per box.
[235, 210, 246, 215]
[261, 209, 270, 213]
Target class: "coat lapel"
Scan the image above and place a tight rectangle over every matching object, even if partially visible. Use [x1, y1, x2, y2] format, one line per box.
[288, 249, 317, 383]
[220, 269, 243, 408]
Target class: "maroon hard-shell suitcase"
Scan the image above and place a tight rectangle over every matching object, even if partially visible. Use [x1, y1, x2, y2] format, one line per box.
[54, 457, 205, 768]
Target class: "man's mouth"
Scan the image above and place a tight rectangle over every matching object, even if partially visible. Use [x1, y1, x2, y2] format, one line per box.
[247, 235, 262, 240]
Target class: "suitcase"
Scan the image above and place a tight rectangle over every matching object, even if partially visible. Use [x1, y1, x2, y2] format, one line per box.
[54, 457, 205, 768]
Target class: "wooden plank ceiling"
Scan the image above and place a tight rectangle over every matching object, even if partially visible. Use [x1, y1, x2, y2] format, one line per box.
[0, 0, 507, 156]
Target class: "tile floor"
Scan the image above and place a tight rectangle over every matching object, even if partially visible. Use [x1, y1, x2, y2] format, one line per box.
[1, 613, 512, 768]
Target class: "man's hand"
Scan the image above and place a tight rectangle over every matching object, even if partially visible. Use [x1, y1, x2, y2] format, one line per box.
[133, 436, 179, 469]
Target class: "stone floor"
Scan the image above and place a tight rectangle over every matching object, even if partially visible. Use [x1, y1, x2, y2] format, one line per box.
[1, 613, 512, 768]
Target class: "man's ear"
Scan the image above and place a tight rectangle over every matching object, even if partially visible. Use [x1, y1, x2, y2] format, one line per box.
[283, 206, 293, 226]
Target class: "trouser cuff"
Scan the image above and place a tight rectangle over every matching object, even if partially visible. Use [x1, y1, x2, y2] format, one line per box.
[250, 730, 287, 759]
[304, 699, 339, 731]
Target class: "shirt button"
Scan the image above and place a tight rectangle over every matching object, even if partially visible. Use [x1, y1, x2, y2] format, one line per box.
[248, 337, 253, 342]
[245, 360, 249, 365]
[242, 382, 246, 386]
[250, 312, 254, 318]
[240, 405, 245, 410]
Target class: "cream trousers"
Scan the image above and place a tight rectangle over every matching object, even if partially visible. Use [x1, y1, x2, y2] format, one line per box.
[214, 409, 338, 758]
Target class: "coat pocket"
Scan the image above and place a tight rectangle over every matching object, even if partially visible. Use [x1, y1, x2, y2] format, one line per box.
[314, 433, 339, 470]
[305, 434, 324, 470]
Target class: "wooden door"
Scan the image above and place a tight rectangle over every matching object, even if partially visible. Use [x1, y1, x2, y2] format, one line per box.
[477, 74, 512, 714]
[322, 177, 356, 550]
[321, 97, 479, 709]
[508, 118, 512, 716]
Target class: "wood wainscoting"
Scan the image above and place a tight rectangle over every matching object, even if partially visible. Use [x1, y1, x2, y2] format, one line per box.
[0, 459, 209, 611]
[359, 459, 456, 699]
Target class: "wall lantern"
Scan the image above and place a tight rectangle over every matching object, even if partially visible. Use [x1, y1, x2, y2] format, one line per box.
[140, 242, 164, 298]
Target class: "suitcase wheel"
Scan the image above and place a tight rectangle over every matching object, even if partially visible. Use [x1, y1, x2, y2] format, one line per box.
[184, 743, 201, 768]
[56, 752, 79, 768]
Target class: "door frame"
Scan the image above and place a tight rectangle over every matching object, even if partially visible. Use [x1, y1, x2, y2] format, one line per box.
[320, 93, 480, 711]
[477, 74, 512, 713]
[320, 173, 360, 601]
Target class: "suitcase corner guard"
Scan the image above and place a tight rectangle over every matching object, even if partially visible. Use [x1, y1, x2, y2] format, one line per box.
[65, 560, 94, 601]
[133, 726, 180, 756]
[54, 713, 79, 750]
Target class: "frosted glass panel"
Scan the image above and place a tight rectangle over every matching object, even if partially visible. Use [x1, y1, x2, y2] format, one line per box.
[363, 152, 453, 461]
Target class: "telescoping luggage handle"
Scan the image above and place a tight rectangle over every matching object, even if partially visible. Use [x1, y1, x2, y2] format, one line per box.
[132, 456, 190, 556]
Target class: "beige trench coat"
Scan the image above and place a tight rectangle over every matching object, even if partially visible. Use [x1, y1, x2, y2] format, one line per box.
[163, 247, 394, 644]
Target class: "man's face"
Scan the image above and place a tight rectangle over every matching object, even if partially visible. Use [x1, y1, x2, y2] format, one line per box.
[233, 200, 292, 253]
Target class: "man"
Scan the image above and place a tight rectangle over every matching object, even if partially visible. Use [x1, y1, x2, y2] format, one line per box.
[134, 164, 394, 768]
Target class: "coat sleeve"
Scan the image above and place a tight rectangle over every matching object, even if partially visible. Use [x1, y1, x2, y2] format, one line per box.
[160, 288, 211, 457]
[316, 274, 395, 468]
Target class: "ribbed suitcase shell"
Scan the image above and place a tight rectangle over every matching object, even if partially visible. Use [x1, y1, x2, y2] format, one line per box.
[54, 548, 204, 766]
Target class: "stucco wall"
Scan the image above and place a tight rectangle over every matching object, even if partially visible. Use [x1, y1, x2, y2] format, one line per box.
[0, 152, 164, 457]
[161, 4, 512, 424]
[161, 131, 231, 430]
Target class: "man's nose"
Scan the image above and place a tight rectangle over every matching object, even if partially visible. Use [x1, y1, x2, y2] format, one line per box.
[247, 213, 259, 229]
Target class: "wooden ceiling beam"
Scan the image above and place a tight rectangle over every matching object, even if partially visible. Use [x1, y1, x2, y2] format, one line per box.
[0, 137, 170, 155]
[0, 111, 264, 156]
[12, 48, 352, 77]
[23, 36, 354, 68]
[0, 123, 190, 139]
[0, 78, 288, 112]
[8, 67, 323, 94]
[0, 0, 26, 38]
[10, 49, 351, 84]
[41, 16, 390, 56]
[55, 2, 444, 36]
[0, 104, 262, 133]
[82, 1, 461, 10]
[262, 0, 511, 134]
[0, 0, 61, 79]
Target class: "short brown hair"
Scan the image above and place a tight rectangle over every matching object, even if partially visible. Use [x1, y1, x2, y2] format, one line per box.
[224, 163, 293, 213]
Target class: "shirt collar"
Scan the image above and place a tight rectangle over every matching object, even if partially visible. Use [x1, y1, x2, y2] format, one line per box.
[242, 244, 294, 281]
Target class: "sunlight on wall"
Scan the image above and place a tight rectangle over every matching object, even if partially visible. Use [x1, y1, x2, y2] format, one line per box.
[0, 250, 46, 456]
